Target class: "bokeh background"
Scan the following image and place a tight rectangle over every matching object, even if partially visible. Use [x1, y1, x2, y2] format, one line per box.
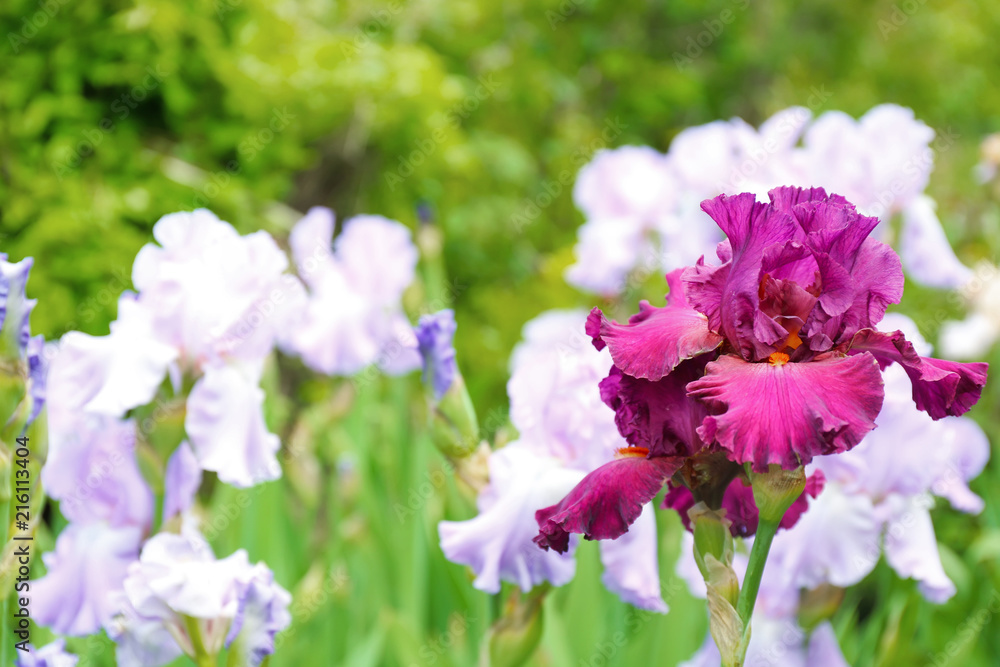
[4, 0, 1000, 664]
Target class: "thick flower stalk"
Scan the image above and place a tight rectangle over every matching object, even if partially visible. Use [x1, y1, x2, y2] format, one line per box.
[535, 186, 988, 664]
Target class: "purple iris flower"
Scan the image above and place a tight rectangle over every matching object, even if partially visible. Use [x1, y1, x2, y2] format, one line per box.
[414, 309, 457, 399]
[536, 186, 987, 553]
[14, 639, 78, 667]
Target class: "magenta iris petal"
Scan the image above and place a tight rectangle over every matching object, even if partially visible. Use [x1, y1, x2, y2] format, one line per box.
[688, 353, 884, 471]
[849, 328, 988, 419]
[534, 455, 684, 553]
[599, 357, 709, 457]
[688, 193, 802, 360]
[590, 271, 722, 380]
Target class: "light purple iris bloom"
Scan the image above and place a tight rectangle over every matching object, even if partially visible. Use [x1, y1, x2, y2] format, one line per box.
[535, 187, 986, 555]
[35, 338, 155, 636]
[567, 105, 972, 296]
[54, 209, 303, 488]
[15, 639, 78, 667]
[281, 207, 422, 376]
[414, 309, 457, 399]
[108, 525, 291, 667]
[439, 310, 669, 612]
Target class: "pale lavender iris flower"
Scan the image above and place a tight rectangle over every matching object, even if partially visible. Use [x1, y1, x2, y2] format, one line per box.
[567, 104, 972, 296]
[438, 310, 670, 612]
[281, 207, 421, 376]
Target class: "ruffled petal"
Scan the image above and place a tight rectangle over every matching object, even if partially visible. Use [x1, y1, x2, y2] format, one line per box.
[335, 215, 417, 306]
[598, 505, 668, 612]
[439, 445, 584, 592]
[688, 353, 884, 471]
[105, 594, 185, 667]
[686, 193, 801, 360]
[57, 297, 176, 418]
[33, 523, 143, 636]
[185, 364, 281, 488]
[591, 270, 722, 380]
[849, 328, 987, 419]
[535, 454, 683, 552]
[599, 356, 710, 458]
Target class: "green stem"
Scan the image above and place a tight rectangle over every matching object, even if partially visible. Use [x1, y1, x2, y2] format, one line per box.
[735, 516, 780, 628]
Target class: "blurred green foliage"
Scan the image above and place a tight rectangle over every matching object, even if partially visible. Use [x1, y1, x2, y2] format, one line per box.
[5, 0, 1000, 665]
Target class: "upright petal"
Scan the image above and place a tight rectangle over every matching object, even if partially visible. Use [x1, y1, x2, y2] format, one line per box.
[688, 353, 884, 471]
[535, 454, 683, 552]
[598, 505, 668, 612]
[185, 364, 281, 488]
[592, 271, 722, 380]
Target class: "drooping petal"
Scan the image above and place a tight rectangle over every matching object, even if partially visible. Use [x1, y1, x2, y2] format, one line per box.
[439, 445, 584, 592]
[688, 353, 884, 471]
[900, 195, 973, 289]
[33, 523, 143, 636]
[163, 442, 202, 522]
[42, 414, 153, 530]
[766, 483, 881, 591]
[599, 356, 710, 458]
[877, 494, 956, 603]
[849, 328, 987, 419]
[598, 505, 668, 612]
[185, 364, 281, 488]
[535, 454, 683, 552]
[55, 297, 176, 418]
[806, 622, 851, 667]
[591, 270, 722, 380]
